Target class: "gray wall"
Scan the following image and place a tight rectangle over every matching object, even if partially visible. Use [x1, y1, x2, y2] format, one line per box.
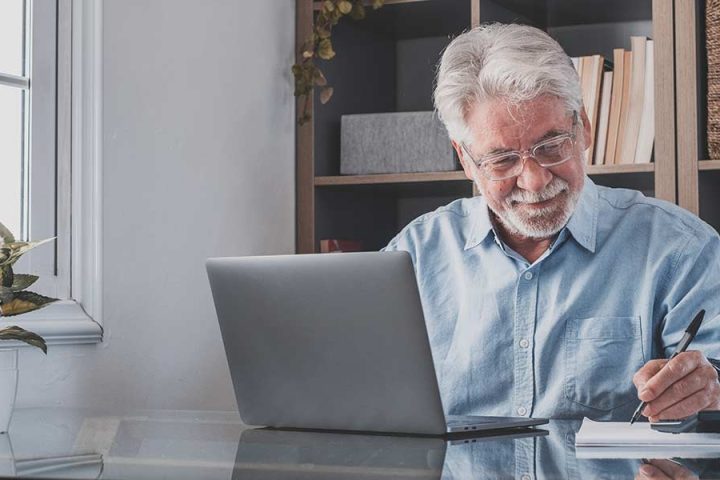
[15, 0, 295, 412]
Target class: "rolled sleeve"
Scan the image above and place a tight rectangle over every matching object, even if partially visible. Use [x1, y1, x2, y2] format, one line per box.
[660, 231, 720, 359]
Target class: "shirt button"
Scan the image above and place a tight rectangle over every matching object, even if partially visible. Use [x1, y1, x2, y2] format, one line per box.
[524, 271, 533, 280]
[517, 406, 527, 416]
[521, 475, 532, 480]
[519, 339, 530, 349]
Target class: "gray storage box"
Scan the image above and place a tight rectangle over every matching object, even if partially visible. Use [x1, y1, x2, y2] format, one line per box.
[340, 112, 457, 175]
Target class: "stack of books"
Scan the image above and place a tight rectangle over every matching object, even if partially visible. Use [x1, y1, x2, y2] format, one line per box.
[571, 36, 655, 166]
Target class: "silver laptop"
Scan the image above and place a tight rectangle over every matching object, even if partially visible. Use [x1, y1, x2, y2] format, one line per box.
[206, 251, 547, 436]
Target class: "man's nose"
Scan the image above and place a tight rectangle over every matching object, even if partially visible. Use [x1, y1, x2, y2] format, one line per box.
[515, 156, 553, 192]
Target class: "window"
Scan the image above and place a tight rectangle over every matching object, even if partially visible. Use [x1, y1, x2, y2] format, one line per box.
[0, 0, 102, 345]
[1, 0, 68, 299]
[0, 1, 26, 239]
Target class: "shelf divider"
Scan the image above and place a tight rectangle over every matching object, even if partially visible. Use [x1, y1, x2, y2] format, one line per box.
[699, 160, 720, 171]
[315, 163, 654, 187]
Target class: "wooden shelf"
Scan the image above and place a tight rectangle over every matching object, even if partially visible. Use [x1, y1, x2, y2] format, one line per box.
[312, 0, 426, 10]
[699, 160, 720, 171]
[296, 0, 678, 252]
[315, 171, 467, 186]
[315, 164, 653, 187]
[587, 163, 655, 175]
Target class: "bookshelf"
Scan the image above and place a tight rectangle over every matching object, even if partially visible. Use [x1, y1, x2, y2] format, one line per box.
[296, 0, 677, 253]
[674, 0, 720, 232]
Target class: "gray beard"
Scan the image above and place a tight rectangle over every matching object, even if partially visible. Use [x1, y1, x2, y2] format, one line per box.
[487, 177, 582, 240]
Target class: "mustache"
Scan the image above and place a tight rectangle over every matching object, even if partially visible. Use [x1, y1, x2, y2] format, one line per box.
[506, 178, 570, 206]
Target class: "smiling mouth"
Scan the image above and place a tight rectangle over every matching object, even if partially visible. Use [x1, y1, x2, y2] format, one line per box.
[524, 197, 556, 207]
[512, 189, 568, 208]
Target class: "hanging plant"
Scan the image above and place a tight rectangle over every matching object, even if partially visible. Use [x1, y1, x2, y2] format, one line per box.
[293, 0, 385, 125]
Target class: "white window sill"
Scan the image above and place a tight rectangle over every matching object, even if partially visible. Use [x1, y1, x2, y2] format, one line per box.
[0, 300, 102, 347]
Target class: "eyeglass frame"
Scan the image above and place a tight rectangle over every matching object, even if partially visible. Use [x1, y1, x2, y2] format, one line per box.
[460, 111, 581, 181]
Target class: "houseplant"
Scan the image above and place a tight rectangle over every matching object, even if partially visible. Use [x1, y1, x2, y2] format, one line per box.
[292, 0, 385, 125]
[0, 221, 57, 432]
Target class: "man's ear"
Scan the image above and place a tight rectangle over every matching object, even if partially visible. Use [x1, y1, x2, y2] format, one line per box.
[579, 107, 592, 151]
[451, 140, 475, 182]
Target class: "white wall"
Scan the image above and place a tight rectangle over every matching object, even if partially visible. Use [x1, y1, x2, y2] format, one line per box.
[16, 0, 296, 412]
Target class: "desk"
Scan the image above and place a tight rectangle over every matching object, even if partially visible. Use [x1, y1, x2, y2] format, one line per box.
[0, 409, 717, 479]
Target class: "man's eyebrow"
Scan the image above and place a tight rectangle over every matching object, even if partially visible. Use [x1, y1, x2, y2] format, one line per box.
[535, 128, 567, 143]
[483, 128, 569, 156]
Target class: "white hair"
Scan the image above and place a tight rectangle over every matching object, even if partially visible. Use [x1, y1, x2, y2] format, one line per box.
[433, 23, 583, 145]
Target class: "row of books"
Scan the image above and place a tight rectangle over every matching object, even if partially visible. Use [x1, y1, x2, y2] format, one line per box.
[572, 36, 655, 166]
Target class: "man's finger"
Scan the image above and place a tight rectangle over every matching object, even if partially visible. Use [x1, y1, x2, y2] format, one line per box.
[644, 459, 698, 480]
[638, 462, 672, 480]
[642, 367, 710, 417]
[649, 384, 720, 421]
[633, 359, 668, 391]
[638, 352, 703, 402]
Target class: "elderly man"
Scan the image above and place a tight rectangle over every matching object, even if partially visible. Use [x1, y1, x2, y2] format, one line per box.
[383, 23, 720, 422]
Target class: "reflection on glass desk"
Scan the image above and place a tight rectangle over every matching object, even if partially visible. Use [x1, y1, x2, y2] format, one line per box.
[1, 408, 719, 479]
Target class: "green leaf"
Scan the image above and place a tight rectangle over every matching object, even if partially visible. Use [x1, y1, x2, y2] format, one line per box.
[0, 291, 59, 317]
[0, 291, 13, 305]
[0, 222, 15, 244]
[337, 0, 352, 15]
[10, 274, 38, 291]
[0, 237, 56, 268]
[318, 39, 335, 60]
[0, 266, 12, 289]
[350, 2, 366, 20]
[316, 25, 331, 39]
[0, 326, 47, 354]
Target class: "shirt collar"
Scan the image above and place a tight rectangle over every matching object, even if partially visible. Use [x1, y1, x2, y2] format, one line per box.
[564, 176, 598, 253]
[464, 176, 598, 253]
[464, 197, 495, 250]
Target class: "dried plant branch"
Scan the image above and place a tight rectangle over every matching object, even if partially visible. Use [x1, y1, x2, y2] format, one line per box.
[292, 0, 385, 125]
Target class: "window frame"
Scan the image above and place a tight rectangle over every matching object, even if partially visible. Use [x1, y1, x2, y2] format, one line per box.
[3, 0, 103, 346]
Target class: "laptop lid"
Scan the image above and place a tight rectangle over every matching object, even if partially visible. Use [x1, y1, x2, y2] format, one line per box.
[207, 251, 447, 435]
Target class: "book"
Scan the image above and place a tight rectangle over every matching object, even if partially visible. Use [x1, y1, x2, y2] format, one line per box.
[618, 37, 647, 164]
[571, 56, 580, 74]
[605, 48, 626, 165]
[593, 71, 613, 165]
[320, 239, 363, 253]
[580, 56, 593, 165]
[634, 39, 655, 164]
[613, 50, 634, 164]
[584, 55, 604, 165]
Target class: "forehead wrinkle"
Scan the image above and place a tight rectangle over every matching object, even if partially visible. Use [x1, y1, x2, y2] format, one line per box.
[484, 118, 571, 156]
[466, 95, 569, 154]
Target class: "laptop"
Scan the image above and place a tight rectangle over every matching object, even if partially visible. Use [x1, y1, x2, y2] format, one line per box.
[232, 427, 548, 479]
[206, 251, 548, 436]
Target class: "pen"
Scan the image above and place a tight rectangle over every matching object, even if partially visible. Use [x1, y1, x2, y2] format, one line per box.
[629, 309, 706, 424]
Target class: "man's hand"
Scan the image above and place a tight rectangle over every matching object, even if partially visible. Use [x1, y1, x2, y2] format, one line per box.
[632, 351, 720, 422]
[635, 459, 698, 480]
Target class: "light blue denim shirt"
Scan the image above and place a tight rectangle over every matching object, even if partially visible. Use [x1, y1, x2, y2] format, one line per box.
[383, 177, 720, 420]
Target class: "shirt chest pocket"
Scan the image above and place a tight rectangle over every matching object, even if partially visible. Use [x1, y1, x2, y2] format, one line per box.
[564, 316, 646, 412]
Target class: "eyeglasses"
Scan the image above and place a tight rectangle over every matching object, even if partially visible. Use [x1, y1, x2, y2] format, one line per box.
[461, 115, 579, 181]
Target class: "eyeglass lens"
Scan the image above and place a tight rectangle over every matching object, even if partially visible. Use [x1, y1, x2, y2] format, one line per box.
[482, 136, 574, 179]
